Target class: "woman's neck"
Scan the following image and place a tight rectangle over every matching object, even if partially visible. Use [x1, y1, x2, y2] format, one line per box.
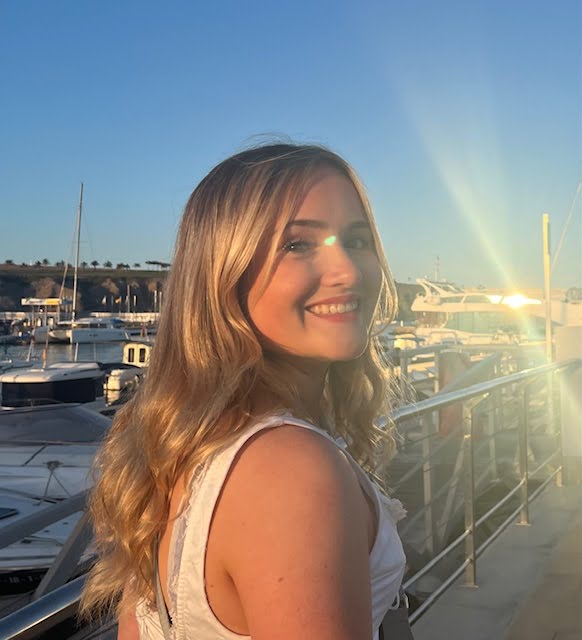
[255, 355, 329, 426]
[286, 356, 328, 424]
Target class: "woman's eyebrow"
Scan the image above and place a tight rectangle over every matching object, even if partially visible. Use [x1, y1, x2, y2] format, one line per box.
[285, 219, 370, 230]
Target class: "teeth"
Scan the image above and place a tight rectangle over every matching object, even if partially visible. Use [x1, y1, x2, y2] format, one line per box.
[309, 301, 359, 315]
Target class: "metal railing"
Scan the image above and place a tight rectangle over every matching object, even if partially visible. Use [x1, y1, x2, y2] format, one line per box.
[390, 358, 581, 623]
[0, 358, 579, 638]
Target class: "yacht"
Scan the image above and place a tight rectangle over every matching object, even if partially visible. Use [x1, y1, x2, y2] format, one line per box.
[410, 279, 547, 345]
[33, 317, 143, 345]
[0, 404, 109, 588]
[0, 362, 106, 412]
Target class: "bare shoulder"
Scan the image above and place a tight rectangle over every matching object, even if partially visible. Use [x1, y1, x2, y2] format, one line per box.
[220, 424, 363, 521]
[212, 424, 372, 639]
[216, 424, 364, 540]
[233, 423, 355, 485]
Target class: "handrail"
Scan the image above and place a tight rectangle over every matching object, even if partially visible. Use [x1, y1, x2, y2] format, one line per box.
[397, 359, 581, 622]
[390, 359, 580, 423]
[0, 576, 86, 640]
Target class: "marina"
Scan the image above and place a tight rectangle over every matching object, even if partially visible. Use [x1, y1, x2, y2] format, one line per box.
[2, 4, 581, 636]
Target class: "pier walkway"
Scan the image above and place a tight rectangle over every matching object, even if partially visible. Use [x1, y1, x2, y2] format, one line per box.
[411, 483, 582, 640]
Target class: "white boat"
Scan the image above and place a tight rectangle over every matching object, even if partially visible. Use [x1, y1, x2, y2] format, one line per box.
[103, 341, 152, 407]
[410, 279, 547, 346]
[33, 317, 143, 345]
[0, 362, 107, 412]
[68, 317, 146, 344]
[0, 404, 109, 583]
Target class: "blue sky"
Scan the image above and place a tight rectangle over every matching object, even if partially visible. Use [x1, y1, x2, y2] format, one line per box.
[1, 0, 580, 288]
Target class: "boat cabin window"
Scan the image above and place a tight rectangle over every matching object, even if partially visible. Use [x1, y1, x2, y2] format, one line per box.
[139, 348, 147, 363]
[127, 348, 135, 363]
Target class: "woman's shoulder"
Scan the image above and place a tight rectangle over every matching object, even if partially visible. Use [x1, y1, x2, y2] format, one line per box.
[211, 418, 368, 544]
[227, 418, 355, 495]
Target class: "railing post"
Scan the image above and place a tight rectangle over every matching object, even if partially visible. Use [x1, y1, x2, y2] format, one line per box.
[463, 402, 477, 587]
[554, 371, 564, 487]
[421, 413, 436, 556]
[492, 362, 503, 483]
[487, 391, 498, 482]
[433, 353, 441, 433]
[517, 385, 531, 526]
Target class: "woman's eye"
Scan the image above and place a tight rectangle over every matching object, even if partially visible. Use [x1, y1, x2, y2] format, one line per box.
[345, 236, 372, 250]
[282, 239, 314, 253]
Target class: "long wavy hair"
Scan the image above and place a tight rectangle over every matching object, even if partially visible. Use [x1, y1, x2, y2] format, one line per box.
[80, 142, 400, 620]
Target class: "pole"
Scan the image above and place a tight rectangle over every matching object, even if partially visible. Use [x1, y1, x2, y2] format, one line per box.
[542, 213, 555, 445]
[517, 386, 531, 525]
[71, 182, 83, 323]
[463, 402, 477, 587]
[542, 213, 552, 363]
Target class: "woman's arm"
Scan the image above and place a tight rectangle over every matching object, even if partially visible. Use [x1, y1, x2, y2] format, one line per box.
[117, 609, 139, 640]
[217, 425, 373, 640]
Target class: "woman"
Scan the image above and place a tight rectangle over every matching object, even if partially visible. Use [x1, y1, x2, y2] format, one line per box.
[81, 143, 412, 639]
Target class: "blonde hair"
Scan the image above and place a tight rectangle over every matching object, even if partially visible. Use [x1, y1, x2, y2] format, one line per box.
[80, 143, 400, 620]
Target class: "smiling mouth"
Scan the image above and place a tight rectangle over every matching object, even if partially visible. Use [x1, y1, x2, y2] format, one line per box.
[307, 300, 359, 316]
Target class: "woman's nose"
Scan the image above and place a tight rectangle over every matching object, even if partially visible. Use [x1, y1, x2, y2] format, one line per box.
[319, 243, 362, 288]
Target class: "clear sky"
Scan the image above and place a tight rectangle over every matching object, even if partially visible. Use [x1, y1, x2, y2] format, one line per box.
[1, 0, 580, 288]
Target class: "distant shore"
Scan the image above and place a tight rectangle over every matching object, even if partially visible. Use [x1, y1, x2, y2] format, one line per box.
[0, 264, 422, 320]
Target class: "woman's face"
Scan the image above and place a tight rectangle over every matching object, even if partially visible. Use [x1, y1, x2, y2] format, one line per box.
[246, 170, 383, 364]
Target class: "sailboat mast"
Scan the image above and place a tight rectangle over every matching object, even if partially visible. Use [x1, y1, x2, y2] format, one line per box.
[71, 182, 84, 323]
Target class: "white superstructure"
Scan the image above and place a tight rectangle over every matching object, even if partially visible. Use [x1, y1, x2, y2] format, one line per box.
[33, 317, 143, 344]
[410, 279, 546, 345]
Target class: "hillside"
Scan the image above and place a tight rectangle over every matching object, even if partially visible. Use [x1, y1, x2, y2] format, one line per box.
[0, 264, 166, 314]
[0, 264, 421, 320]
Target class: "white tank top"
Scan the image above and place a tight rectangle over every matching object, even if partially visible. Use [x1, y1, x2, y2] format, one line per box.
[135, 413, 407, 640]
